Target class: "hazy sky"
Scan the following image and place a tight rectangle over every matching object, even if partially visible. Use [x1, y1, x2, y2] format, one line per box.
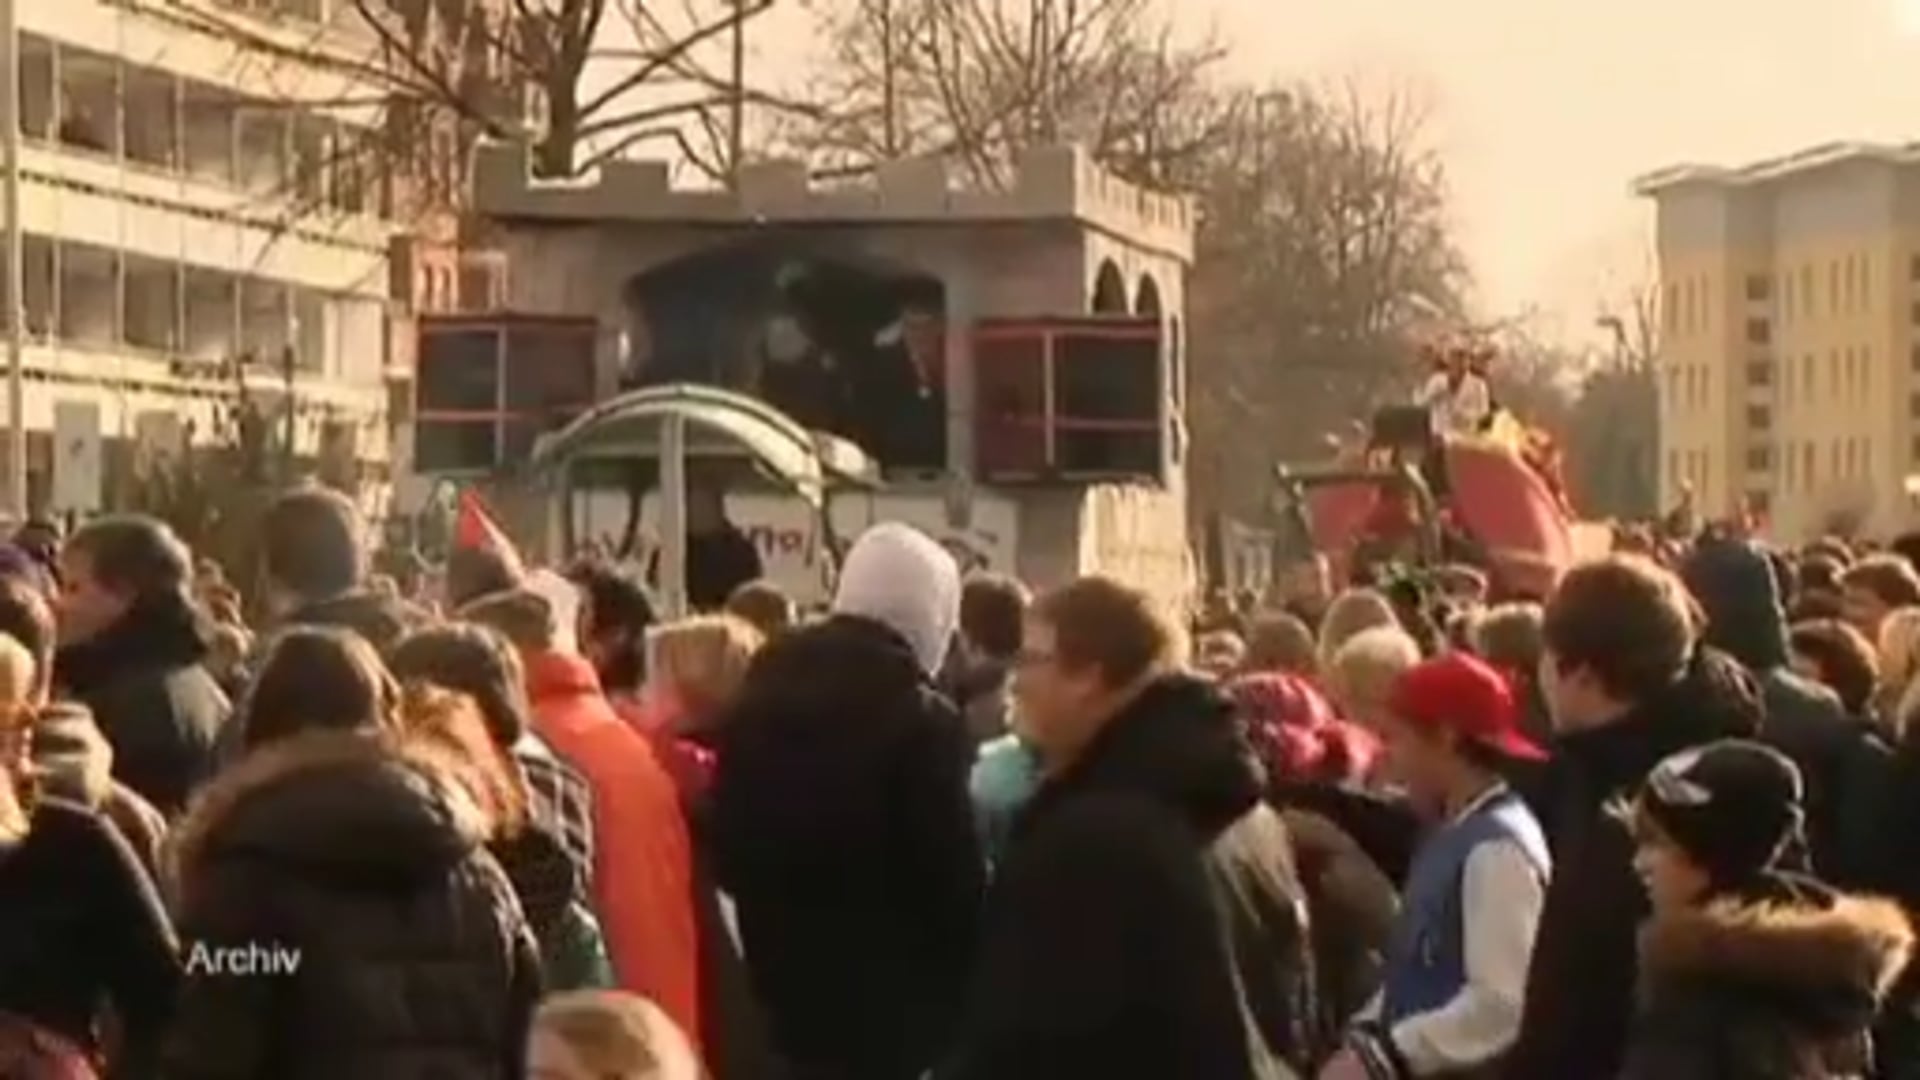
[709, 0, 1920, 335]
[1202, 0, 1920, 330]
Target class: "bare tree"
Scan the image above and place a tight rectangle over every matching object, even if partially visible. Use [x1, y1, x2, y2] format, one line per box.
[138, 0, 777, 183]
[1574, 268, 1662, 518]
[1184, 79, 1469, 519]
[746, 0, 1231, 186]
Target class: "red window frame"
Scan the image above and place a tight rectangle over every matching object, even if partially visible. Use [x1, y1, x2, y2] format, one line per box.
[973, 316, 1164, 481]
[414, 313, 596, 474]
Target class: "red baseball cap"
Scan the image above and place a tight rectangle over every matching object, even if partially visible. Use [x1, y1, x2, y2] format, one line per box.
[1387, 653, 1545, 762]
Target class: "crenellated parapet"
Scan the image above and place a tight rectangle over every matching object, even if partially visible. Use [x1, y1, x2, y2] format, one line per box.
[472, 141, 1194, 264]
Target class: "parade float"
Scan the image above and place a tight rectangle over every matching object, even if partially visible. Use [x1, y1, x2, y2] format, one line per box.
[394, 143, 1198, 615]
[1276, 338, 1587, 599]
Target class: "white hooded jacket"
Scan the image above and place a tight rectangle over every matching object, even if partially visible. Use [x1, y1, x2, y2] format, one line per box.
[832, 523, 961, 677]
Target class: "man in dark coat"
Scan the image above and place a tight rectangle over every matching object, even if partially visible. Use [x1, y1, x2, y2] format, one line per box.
[52, 515, 230, 818]
[1681, 533, 1891, 887]
[262, 485, 430, 655]
[709, 524, 981, 1080]
[1507, 555, 1764, 1080]
[941, 575, 1316, 1080]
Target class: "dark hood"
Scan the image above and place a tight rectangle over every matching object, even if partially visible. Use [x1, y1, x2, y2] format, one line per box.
[711, 614, 954, 869]
[170, 728, 489, 902]
[283, 590, 430, 655]
[1557, 646, 1764, 805]
[55, 592, 210, 695]
[1682, 536, 1790, 673]
[1036, 673, 1265, 839]
[1639, 891, 1913, 1040]
[28, 701, 115, 808]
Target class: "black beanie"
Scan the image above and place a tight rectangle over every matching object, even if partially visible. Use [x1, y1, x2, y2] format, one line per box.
[1637, 739, 1804, 886]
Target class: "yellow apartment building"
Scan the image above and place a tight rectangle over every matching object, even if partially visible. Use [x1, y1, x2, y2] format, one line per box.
[1636, 142, 1920, 541]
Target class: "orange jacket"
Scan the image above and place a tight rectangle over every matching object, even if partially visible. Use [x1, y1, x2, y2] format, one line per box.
[523, 651, 702, 1050]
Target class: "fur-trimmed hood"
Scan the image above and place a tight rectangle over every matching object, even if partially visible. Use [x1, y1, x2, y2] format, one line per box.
[169, 728, 490, 903]
[1638, 894, 1915, 1038]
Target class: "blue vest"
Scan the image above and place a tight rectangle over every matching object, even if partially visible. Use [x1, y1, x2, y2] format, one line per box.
[1380, 788, 1550, 1026]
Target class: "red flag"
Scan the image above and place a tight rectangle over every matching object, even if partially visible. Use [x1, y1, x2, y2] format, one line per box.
[455, 489, 526, 578]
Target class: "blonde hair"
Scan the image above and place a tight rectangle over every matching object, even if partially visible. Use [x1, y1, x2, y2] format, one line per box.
[0, 635, 35, 845]
[1877, 607, 1920, 731]
[1327, 625, 1421, 720]
[532, 990, 701, 1080]
[646, 615, 763, 720]
[1318, 589, 1400, 671]
[1471, 602, 1546, 673]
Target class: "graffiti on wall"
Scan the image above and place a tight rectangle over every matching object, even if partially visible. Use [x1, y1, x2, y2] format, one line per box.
[578, 490, 1018, 604]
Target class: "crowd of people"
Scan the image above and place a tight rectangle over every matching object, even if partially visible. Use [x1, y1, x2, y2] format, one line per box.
[9, 484, 1920, 1079]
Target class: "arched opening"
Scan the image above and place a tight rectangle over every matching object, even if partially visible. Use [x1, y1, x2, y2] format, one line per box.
[621, 238, 948, 475]
[1135, 273, 1162, 317]
[1091, 259, 1127, 314]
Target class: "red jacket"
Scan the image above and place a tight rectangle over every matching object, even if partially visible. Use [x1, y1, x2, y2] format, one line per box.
[523, 652, 701, 1050]
[612, 690, 718, 804]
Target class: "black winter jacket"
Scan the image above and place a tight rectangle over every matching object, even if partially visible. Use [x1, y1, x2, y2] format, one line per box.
[1681, 536, 1885, 884]
[709, 615, 983, 1080]
[941, 674, 1316, 1080]
[1508, 648, 1764, 1080]
[55, 597, 229, 819]
[1620, 886, 1912, 1079]
[0, 797, 179, 1077]
[160, 730, 540, 1080]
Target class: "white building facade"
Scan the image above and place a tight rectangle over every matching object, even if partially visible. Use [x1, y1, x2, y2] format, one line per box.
[10, 0, 392, 515]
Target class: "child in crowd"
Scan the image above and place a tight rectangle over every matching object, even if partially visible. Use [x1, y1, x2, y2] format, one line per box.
[1323, 653, 1550, 1079]
[1618, 740, 1913, 1078]
[528, 991, 701, 1080]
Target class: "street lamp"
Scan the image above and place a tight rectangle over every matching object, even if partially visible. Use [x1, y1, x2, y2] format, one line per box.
[1596, 315, 1629, 370]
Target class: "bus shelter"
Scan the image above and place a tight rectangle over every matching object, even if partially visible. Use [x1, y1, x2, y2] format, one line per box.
[530, 383, 880, 617]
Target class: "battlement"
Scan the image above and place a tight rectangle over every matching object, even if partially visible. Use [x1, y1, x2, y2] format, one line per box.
[471, 142, 1194, 264]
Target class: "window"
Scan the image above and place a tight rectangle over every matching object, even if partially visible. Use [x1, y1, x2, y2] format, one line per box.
[974, 318, 1166, 482]
[1910, 254, 1920, 282]
[1910, 391, 1920, 420]
[1911, 300, 1920, 327]
[1912, 434, 1920, 462]
[1747, 490, 1771, 516]
[414, 315, 597, 473]
[1745, 359, 1772, 386]
[1784, 443, 1798, 490]
[1746, 445, 1772, 472]
[1802, 267, 1816, 316]
[1831, 262, 1842, 312]
[1912, 343, 1920, 373]
[1746, 404, 1771, 430]
[1784, 274, 1796, 321]
[1746, 318, 1770, 345]
[1745, 274, 1771, 302]
[1664, 284, 1679, 333]
[1830, 349, 1841, 398]
[1803, 442, 1817, 482]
